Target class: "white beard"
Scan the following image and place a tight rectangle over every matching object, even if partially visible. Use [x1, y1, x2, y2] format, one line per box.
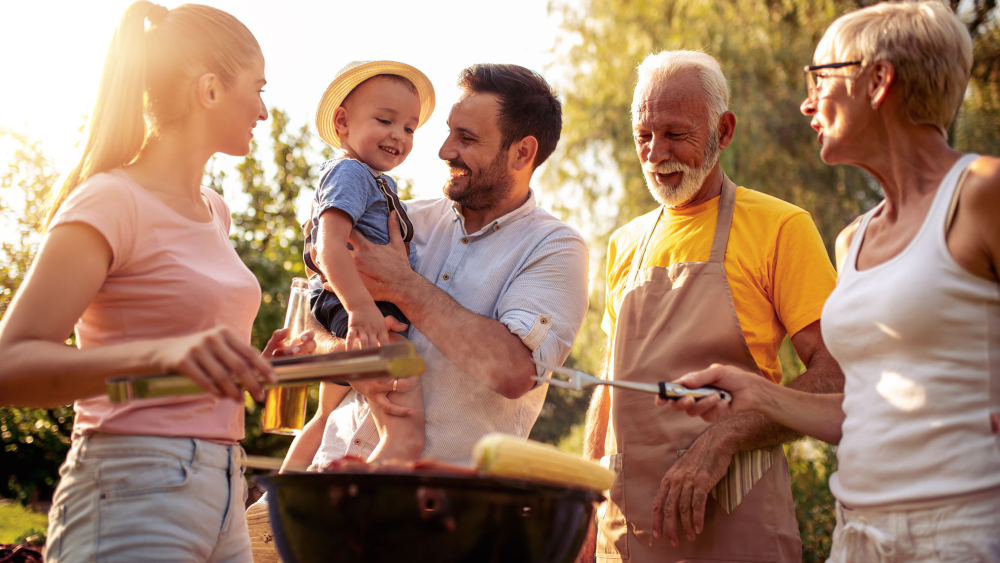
[643, 129, 720, 208]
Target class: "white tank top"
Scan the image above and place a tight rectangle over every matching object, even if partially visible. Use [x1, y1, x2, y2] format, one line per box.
[823, 153, 1000, 508]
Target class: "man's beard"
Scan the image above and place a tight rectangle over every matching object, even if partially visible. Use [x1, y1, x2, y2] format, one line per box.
[643, 128, 720, 208]
[442, 148, 515, 211]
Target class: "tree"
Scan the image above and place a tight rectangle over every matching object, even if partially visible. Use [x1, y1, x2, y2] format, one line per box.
[204, 108, 331, 461]
[0, 129, 73, 506]
[954, 1, 1000, 154]
[0, 129, 54, 319]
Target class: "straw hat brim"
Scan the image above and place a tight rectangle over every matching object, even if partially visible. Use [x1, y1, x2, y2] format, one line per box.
[315, 61, 436, 149]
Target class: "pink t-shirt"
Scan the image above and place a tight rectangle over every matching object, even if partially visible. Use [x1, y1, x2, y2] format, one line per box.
[49, 169, 261, 443]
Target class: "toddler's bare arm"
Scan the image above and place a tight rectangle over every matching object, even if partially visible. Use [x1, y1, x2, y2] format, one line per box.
[316, 209, 391, 348]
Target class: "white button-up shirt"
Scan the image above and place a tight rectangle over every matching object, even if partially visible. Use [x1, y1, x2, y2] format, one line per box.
[312, 190, 589, 466]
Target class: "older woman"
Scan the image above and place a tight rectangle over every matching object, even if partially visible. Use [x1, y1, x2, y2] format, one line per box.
[665, 1, 1000, 561]
[0, 3, 313, 562]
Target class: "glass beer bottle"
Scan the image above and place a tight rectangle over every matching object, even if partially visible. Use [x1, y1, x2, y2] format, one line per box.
[262, 277, 310, 435]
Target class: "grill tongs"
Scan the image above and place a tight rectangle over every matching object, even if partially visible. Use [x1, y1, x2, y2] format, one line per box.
[107, 342, 423, 403]
[533, 361, 732, 403]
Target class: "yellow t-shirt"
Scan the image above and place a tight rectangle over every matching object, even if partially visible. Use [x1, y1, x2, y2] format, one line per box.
[603, 186, 837, 383]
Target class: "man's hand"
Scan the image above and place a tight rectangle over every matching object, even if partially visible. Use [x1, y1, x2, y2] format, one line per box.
[651, 431, 733, 547]
[350, 375, 419, 417]
[348, 211, 414, 302]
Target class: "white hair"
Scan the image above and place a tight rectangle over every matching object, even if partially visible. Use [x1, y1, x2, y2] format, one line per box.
[816, 0, 972, 138]
[633, 50, 730, 123]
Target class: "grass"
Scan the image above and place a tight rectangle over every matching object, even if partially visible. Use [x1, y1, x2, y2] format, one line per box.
[0, 500, 47, 544]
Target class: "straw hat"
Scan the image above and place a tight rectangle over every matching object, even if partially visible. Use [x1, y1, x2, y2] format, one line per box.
[315, 60, 436, 149]
[246, 499, 282, 563]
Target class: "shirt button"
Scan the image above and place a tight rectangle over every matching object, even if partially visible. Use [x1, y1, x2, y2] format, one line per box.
[461, 237, 469, 244]
[493, 224, 501, 231]
[354, 439, 361, 445]
[540, 318, 548, 324]
[442, 273, 451, 281]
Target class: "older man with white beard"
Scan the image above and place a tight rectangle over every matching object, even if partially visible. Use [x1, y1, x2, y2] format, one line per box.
[579, 50, 844, 563]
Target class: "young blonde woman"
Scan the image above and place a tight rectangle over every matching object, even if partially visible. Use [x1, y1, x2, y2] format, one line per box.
[0, 3, 313, 561]
[665, 2, 1000, 560]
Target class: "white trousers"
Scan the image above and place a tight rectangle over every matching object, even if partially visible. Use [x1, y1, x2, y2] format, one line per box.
[828, 494, 1000, 563]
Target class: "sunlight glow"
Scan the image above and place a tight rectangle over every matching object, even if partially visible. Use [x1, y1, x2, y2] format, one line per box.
[876, 371, 927, 412]
[0, 0, 562, 201]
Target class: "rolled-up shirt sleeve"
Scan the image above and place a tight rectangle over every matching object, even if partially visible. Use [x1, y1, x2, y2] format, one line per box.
[497, 228, 589, 375]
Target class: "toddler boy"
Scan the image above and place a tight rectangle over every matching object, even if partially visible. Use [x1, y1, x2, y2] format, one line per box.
[304, 60, 435, 461]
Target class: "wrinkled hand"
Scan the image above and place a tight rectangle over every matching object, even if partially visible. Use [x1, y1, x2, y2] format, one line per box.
[347, 211, 412, 302]
[651, 432, 733, 547]
[351, 375, 420, 417]
[153, 326, 276, 402]
[263, 328, 317, 358]
[656, 364, 760, 423]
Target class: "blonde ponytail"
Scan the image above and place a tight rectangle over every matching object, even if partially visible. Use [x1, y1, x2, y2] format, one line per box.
[45, 1, 164, 227]
[46, 1, 261, 227]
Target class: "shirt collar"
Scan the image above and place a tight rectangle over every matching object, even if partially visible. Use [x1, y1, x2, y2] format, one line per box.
[450, 189, 537, 236]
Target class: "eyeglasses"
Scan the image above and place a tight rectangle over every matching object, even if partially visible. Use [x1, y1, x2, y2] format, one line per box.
[804, 61, 863, 100]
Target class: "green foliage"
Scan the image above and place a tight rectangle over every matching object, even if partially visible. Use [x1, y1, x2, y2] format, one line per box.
[0, 129, 55, 319]
[210, 108, 326, 460]
[227, 108, 316, 351]
[955, 9, 1000, 154]
[786, 440, 838, 562]
[779, 338, 837, 560]
[0, 501, 48, 544]
[0, 408, 72, 506]
[529, 299, 604, 446]
[0, 130, 72, 507]
[549, 0, 886, 258]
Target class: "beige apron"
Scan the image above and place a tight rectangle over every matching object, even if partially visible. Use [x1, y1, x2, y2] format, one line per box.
[597, 178, 801, 562]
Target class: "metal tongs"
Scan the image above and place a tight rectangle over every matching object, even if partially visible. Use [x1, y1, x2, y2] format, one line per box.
[106, 342, 423, 403]
[533, 361, 732, 402]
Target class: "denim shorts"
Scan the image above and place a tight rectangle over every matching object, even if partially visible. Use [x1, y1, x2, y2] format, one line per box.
[310, 288, 409, 339]
[44, 434, 252, 563]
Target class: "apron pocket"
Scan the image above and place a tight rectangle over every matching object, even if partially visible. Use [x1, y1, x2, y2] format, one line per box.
[596, 453, 629, 558]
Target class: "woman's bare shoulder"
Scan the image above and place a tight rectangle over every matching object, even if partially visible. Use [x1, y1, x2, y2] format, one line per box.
[964, 155, 1000, 199]
[957, 155, 1000, 279]
[960, 156, 1000, 233]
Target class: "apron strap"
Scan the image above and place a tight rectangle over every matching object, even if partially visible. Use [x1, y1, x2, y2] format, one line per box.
[625, 209, 662, 291]
[625, 174, 738, 288]
[709, 175, 738, 264]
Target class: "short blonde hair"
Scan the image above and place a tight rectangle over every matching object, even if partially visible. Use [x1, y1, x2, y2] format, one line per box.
[633, 50, 729, 123]
[815, 0, 972, 137]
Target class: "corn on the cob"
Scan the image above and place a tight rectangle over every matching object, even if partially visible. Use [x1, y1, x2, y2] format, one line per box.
[472, 433, 615, 491]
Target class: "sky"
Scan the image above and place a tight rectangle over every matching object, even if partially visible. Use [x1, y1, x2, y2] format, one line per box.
[0, 0, 573, 233]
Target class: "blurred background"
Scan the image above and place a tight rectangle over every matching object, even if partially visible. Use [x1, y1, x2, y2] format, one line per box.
[1, 0, 997, 559]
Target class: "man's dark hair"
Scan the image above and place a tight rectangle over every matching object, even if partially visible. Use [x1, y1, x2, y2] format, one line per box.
[457, 64, 562, 170]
